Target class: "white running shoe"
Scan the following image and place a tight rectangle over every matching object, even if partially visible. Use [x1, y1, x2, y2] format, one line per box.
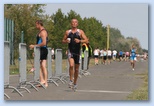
[73, 84, 77, 92]
[68, 81, 73, 88]
[132, 68, 134, 71]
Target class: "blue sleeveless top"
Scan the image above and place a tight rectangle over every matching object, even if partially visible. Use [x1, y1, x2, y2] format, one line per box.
[131, 49, 136, 57]
[119, 51, 123, 55]
[36, 29, 48, 48]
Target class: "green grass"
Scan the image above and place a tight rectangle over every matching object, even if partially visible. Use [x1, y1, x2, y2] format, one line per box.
[9, 59, 19, 75]
[10, 68, 19, 75]
[9, 58, 96, 75]
[127, 71, 148, 100]
[9, 59, 69, 75]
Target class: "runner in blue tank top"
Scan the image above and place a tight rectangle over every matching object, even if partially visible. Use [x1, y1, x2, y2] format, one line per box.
[130, 45, 136, 71]
[29, 20, 48, 87]
[62, 19, 88, 91]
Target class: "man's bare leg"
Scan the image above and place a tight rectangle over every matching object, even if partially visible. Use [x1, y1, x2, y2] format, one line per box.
[39, 61, 45, 84]
[40, 60, 48, 87]
[68, 58, 74, 82]
[40, 69, 45, 83]
[74, 64, 79, 85]
[132, 61, 135, 69]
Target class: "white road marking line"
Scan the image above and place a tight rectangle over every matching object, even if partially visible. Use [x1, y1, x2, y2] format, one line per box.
[76, 90, 131, 94]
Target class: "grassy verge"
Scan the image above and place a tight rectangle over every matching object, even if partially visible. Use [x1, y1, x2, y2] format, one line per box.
[127, 71, 148, 100]
[10, 58, 96, 75]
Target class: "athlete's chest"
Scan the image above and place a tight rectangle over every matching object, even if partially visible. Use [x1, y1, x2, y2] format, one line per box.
[68, 32, 80, 39]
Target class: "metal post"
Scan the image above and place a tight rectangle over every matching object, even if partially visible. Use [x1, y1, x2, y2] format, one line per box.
[4, 18, 6, 41]
[4, 41, 10, 86]
[12, 19, 15, 65]
[107, 24, 110, 50]
[18, 43, 38, 92]
[83, 51, 91, 76]
[54, 49, 66, 84]
[17, 43, 31, 93]
[83, 51, 88, 70]
[4, 41, 23, 97]
[4, 18, 15, 65]
[6, 19, 9, 41]
[55, 49, 62, 75]
[47, 48, 59, 86]
[34, 46, 40, 82]
[19, 43, 27, 83]
[21, 31, 24, 43]
[10, 20, 14, 65]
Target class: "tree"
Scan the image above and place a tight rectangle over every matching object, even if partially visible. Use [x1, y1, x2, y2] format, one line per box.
[4, 4, 46, 58]
[82, 17, 106, 49]
[109, 28, 142, 53]
[4, 4, 143, 58]
[50, 9, 68, 49]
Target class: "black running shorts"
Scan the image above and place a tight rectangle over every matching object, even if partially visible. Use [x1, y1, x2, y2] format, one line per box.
[40, 47, 48, 60]
[72, 54, 80, 64]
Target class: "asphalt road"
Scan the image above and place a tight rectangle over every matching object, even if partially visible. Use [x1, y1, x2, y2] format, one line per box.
[4, 60, 148, 100]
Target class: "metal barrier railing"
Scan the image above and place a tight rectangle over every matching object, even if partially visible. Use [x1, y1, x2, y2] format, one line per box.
[4, 41, 23, 98]
[52, 49, 67, 84]
[80, 51, 91, 76]
[4, 43, 91, 99]
[47, 48, 59, 86]
[18, 43, 38, 92]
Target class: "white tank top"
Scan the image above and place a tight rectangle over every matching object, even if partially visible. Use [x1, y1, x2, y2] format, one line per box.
[94, 49, 99, 55]
[107, 50, 112, 56]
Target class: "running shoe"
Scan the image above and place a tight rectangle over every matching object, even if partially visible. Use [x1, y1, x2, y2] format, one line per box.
[73, 84, 77, 92]
[68, 80, 73, 88]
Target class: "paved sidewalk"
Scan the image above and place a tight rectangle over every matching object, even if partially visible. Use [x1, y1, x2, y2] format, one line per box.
[4, 60, 148, 100]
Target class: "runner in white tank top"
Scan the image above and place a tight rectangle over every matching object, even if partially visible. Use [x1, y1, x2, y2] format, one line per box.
[107, 48, 112, 64]
[94, 47, 100, 65]
[100, 49, 104, 64]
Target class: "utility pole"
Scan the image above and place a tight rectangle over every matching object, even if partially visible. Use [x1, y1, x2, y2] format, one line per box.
[21, 31, 24, 43]
[107, 24, 110, 50]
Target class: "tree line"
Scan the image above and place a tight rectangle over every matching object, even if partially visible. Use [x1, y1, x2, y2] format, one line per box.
[4, 4, 145, 58]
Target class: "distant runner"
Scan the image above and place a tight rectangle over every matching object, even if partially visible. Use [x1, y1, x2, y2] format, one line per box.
[130, 45, 136, 71]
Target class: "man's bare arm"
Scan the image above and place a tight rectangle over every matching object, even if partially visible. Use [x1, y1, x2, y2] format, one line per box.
[62, 30, 70, 43]
[80, 30, 88, 43]
[29, 30, 47, 49]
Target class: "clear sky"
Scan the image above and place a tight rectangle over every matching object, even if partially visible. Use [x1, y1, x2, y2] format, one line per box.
[44, 3, 148, 50]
